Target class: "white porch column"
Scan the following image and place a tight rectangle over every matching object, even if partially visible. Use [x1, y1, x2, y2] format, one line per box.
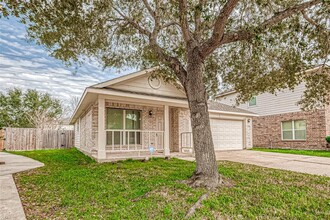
[164, 105, 170, 156]
[97, 97, 106, 159]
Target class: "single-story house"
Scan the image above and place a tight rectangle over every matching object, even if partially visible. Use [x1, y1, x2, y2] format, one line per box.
[70, 67, 257, 162]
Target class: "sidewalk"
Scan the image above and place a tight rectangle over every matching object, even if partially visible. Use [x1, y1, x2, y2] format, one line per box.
[0, 152, 44, 220]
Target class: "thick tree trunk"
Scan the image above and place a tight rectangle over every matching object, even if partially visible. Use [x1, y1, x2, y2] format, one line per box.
[184, 51, 220, 189]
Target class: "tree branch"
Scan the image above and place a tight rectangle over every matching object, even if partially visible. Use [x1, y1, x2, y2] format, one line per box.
[113, 2, 187, 85]
[200, 0, 240, 57]
[112, 6, 151, 37]
[301, 10, 329, 33]
[220, 0, 322, 45]
[261, 0, 321, 29]
[179, 0, 191, 42]
[161, 21, 180, 29]
[193, 0, 206, 42]
[141, 0, 156, 18]
[151, 41, 187, 84]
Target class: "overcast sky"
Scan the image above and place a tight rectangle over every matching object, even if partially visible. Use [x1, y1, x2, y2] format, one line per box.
[0, 16, 133, 102]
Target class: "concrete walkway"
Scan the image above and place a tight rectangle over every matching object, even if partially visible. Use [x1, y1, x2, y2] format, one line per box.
[0, 152, 44, 220]
[175, 150, 330, 177]
[215, 150, 330, 177]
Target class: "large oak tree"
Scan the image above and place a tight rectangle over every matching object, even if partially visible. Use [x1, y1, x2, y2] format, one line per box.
[1, 0, 329, 188]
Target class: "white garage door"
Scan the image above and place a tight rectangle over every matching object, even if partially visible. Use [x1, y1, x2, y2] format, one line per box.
[210, 119, 243, 150]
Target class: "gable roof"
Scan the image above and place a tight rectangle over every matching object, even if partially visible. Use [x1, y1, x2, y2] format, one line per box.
[70, 68, 257, 124]
[91, 67, 159, 88]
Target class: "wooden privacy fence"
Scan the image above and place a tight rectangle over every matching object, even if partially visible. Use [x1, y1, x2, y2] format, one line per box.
[1, 128, 75, 151]
[0, 129, 4, 151]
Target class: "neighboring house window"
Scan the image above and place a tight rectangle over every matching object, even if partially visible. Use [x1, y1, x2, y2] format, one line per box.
[281, 120, 306, 140]
[106, 108, 141, 145]
[249, 96, 257, 106]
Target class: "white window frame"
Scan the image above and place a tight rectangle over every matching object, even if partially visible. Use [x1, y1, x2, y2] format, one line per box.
[281, 120, 306, 141]
[106, 108, 142, 145]
[248, 96, 257, 107]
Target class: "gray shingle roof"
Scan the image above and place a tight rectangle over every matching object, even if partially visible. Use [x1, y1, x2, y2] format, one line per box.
[208, 101, 256, 115]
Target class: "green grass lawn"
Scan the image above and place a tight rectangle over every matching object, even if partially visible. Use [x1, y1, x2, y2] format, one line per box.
[12, 149, 330, 219]
[252, 148, 330, 158]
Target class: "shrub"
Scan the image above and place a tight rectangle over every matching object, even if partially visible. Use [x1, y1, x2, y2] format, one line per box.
[326, 136, 330, 143]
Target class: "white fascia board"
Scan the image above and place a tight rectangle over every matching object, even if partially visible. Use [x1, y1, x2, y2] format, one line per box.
[92, 67, 159, 88]
[87, 88, 188, 106]
[69, 88, 88, 124]
[208, 109, 258, 117]
[216, 90, 237, 98]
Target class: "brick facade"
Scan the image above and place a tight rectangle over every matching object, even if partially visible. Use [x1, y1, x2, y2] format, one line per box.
[245, 118, 253, 149]
[76, 99, 254, 158]
[106, 101, 164, 131]
[75, 102, 98, 155]
[170, 108, 191, 152]
[105, 101, 165, 149]
[326, 105, 330, 136]
[253, 110, 328, 150]
[77, 100, 193, 155]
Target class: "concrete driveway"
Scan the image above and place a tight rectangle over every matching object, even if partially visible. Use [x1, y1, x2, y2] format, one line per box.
[215, 150, 330, 177]
[0, 152, 44, 220]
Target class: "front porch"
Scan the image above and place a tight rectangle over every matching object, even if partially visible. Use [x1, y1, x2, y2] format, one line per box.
[94, 97, 193, 162]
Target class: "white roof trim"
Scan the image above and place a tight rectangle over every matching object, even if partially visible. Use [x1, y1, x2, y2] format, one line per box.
[209, 109, 258, 117]
[91, 66, 159, 88]
[70, 87, 257, 124]
[69, 88, 88, 124]
[88, 88, 187, 105]
[216, 90, 236, 98]
[70, 87, 189, 124]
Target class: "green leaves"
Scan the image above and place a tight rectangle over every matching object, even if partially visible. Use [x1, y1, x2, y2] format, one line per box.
[0, 88, 63, 128]
[1, 0, 329, 110]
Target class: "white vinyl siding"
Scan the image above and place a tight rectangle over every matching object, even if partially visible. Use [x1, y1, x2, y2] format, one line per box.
[281, 120, 306, 140]
[217, 83, 306, 116]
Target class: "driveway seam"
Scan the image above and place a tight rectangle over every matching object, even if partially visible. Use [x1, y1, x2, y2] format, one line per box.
[292, 160, 330, 165]
[214, 150, 330, 177]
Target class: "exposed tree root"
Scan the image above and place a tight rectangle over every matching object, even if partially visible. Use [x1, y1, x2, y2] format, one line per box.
[183, 171, 224, 189]
[182, 172, 232, 217]
[185, 192, 210, 219]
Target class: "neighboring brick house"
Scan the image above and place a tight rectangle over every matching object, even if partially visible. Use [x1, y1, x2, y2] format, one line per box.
[71, 67, 256, 162]
[217, 72, 330, 150]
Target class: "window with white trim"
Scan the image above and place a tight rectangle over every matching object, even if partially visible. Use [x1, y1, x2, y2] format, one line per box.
[281, 120, 306, 140]
[106, 108, 141, 145]
[248, 96, 257, 106]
